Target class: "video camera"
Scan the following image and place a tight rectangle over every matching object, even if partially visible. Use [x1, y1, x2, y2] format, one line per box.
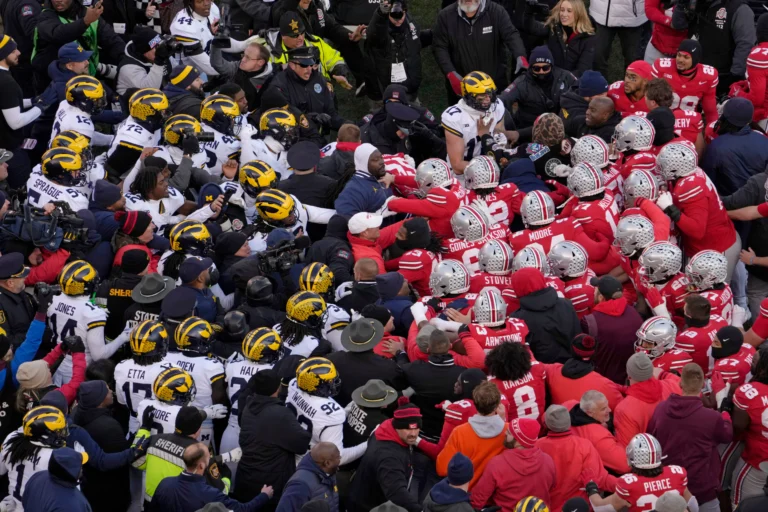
[158, 35, 185, 55]
[181, 127, 215, 142]
[257, 236, 311, 274]
[0, 203, 94, 252]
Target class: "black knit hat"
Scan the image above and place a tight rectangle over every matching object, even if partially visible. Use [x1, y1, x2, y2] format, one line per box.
[392, 397, 422, 430]
[175, 406, 204, 435]
[115, 210, 153, 238]
[122, 249, 150, 274]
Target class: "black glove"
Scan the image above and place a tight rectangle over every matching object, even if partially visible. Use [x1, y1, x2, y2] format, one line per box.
[154, 41, 171, 65]
[426, 297, 443, 314]
[131, 435, 151, 461]
[34, 283, 58, 313]
[719, 395, 735, 414]
[33, 87, 58, 112]
[182, 134, 200, 156]
[585, 480, 600, 496]
[309, 112, 332, 128]
[664, 204, 682, 222]
[141, 405, 156, 431]
[63, 335, 85, 354]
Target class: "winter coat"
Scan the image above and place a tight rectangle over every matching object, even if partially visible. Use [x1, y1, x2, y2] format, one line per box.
[327, 350, 407, 407]
[566, 110, 623, 143]
[365, 10, 423, 95]
[501, 68, 577, 135]
[589, 0, 647, 27]
[723, 172, 768, 283]
[559, 88, 590, 121]
[544, 360, 625, 411]
[347, 419, 422, 512]
[569, 402, 630, 474]
[512, 286, 581, 364]
[645, 0, 686, 55]
[701, 125, 768, 197]
[276, 455, 339, 512]
[648, 393, 733, 502]
[335, 171, 394, 217]
[117, 41, 166, 96]
[317, 143, 357, 181]
[470, 447, 556, 511]
[499, 158, 550, 193]
[23, 449, 93, 512]
[536, 430, 617, 510]
[581, 297, 643, 384]
[347, 220, 405, 274]
[378, 296, 415, 337]
[436, 414, 507, 488]
[234, 394, 312, 502]
[423, 479, 474, 512]
[614, 374, 681, 445]
[336, 281, 380, 313]
[152, 471, 271, 512]
[163, 84, 203, 120]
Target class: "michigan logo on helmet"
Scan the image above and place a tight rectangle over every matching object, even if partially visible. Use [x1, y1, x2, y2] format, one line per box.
[169, 220, 212, 254]
[22, 405, 69, 448]
[240, 160, 278, 197]
[515, 496, 549, 512]
[255, 189, 297, 228]
[130, 320, 169, 360]
[175, 316, 214, 353]
[41, 147, 85, 187]
[296, 357, 341, 397]
[286, 291, 327, 329]
[65, 75, 107, 116]
[153, 367, 196, 405]
[299, 263, 335, 301]
[259, 109, 299, 150]
[201, 94, 240, 136]
[51, 130, 93, 166]
[129, 88, 169, 130]
[461, 71, 497, 112]
[164, 114, 202, 147]
[242, 328, 282, 364]
[57, 260, 98, 296]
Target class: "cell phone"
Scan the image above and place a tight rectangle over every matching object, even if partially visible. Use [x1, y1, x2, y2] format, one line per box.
[221, 189, 235, 209]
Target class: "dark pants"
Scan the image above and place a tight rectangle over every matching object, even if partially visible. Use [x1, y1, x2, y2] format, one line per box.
[6, 147, 31, 190]
[593, 23, 645, 77]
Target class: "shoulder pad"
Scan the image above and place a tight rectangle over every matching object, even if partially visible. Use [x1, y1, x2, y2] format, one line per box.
[608, 81, 624, 91]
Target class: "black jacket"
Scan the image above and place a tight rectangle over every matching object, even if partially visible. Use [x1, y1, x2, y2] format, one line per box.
[432, 0, 526, 90]
[317, 147, 355, 181]
[305, 218, 354, 288]
[72, 406, 130, 512]
[229, 0, 271, 40]
[336, 281, 380, 313]
[559, 88, 589, 122]
[95, 273, 143, 341]
[512, 286, 581, 363]
[0, 287, 35, 348]
[3, 0, 42, 86]
[164, 85, 204, 120]
[272, 0, 350, 47]
[327, 350, 407, 407]
[236, 304, 287, 330]
[402, 354, 465, 442]
[723, 172, 768, 283]
[100, 0, 148, 41]
[361, 112, 408, 155]
[365, 10, 422, 95]
[566, 110, 623, 143]
[234, 394, 312, 503]
[268, 68, 346, 132]
[501, 67, 577, 137]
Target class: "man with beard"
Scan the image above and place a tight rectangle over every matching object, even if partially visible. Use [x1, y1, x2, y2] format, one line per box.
[334, 143, 394, 216]
[163, 65, 206, 119]
[565, 96, 623, 142]
[211, 41, 276, 112]
[608, 60, 652, 117]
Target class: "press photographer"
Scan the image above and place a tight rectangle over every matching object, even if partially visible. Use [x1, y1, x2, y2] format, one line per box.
[117, 28, 175, 96]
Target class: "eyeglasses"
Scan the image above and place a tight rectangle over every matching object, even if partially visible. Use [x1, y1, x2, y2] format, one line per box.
[532, 64, 551, 72]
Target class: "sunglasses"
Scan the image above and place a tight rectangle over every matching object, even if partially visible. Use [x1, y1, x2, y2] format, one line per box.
[294, 61, 315, 68]
[532, 64, 551, 72]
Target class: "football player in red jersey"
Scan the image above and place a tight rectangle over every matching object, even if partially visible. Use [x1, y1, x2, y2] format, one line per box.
[745, 297, 768, 349]
[634, 316, 693, 373]
[675, 294, 728, 372]
[645, 78, 705, 155]
[731, 346, 768, 506]
[571, 135, 624, 209]
[505, 246, 565, 311]
[450, 287, 530, 354]
[636, 242, 690, 325]
[469, 239, 515, 300]
[608, 61, 653, 117]
[742, 32, 768, 123]
[652, 39, 718, 124]
[710, 326, 755, 397]
[610, 116, 657, 179]
[486, 340, 547, 423]
[548, 240, 595, 318]
[413, 260, 479, 331]
[396, 219, 444, 298]
[655, 143, 739, 277]
[565, 163, 620, 242]
[588, 433, 696, 512]
[685, 250, 735, 323]
[443, 204, 510, 274]
[463, 155, 522, 228]
[434, 368, 487, 451]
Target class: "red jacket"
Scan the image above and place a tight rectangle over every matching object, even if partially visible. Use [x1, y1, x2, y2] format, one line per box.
[405, 310, 486, 369]
[470, 447, 557, 511]
[347, 220, 405, 274]
[565, 400, 630, 474]
[43, 344, 86, 406]
[645, 0, 686, 56]
[25, 249, 70, 286]
[387, 187, 461, 239]
[614, 374, 681, 445]
[544, 363, 625, 411]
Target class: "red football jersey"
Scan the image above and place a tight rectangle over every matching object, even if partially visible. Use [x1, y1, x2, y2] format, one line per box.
[608, 81, 650, 117]
[489, 360, 547, 422]
[398, 249, 439, 298]
[673, 109, 704, 144]
[603, 166, 625, 210]
[468, 319, 530, 353]
[613, 152, 657, 179]
[443, 398, 478, 428]
[634, 273, 690, 326]
[469, 272, 515, 298]
[675, 316, 728, 372]
[571, 190, 620, 241]
[443, 225, 511, 274]
[509, 217, 581, 257]
[752, 297, 768, 340]
[745, 43, 768, 121]
[563, 270, 597, 318]
[653, 349, 694, 373]
[652, 59, 718, 121]
[698, 286, 734, 324]
[733, 381, 768, 469]
[712, 344, 755, 388]
[615, 466, 689, 512]
[464, 183, 523, 227]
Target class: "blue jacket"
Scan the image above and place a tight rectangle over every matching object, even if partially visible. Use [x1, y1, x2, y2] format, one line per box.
[182, 285, 220, 323]
[89, 201, 121, 242]
[701, 126, 768, 196]
[0, 315, 46, 392]
[379, 297, 414, 337]
[43, 61, 124, 125]
[151, 471, 270, 512]
[22, 450, 92, 512]
[276, 455, 339, 512]
[334, 171, 393, 216]
[422, 479, 472, 511]
[500, 158, 549, 193]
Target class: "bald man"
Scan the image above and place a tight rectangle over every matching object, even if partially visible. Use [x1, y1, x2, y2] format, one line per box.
[567, 96, 623, 143]
[276, 442, 341, 512]
[337, 258, 381, 313]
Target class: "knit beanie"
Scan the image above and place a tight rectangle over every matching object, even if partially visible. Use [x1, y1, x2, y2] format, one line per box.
[16, 360, 51, 389]
[511, 267, 547, 298]
[677, 39, 702, 68]
[509, 417, 540, 448]
[115, 210, 153, 238]
[722, 98, 754, 129]
[647, 107, 676, 145]
[77, 380, 109, 410]
[653, 491, 688, 512]
[578, 70, 609, 97]
[0, 35, 18, 62]
[627, 352, 654, 382]
[529, 45, 553, 66]
[169, 65, 201, 90]
[532, 113, 565, 146]
[93, 180, 123, 209]
[41, 390, 68, 415]
[392, 397, 422, 430]
[544, 404, 571, 432]
[361, 304, 392, 327]
[121, 249, 150, 274]
[459, 369, 487, 400]
[562, 498, 590, 512]
[175, 405, 204, 435]
[447, 453, 474, 486]
[132, 28, 162, 54]
[214, 232, 248, 258]
[759, 13, 768, 43]
[571, 333, 597, 360]
[248, 369, 281, 397]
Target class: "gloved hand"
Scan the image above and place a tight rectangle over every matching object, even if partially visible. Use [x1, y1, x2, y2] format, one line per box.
[0, 494, 17, 511]
[309, 112, 332, 128]
[446, 71, 462, 96]
[335, 281, 354, 301]
[515, 56, 529, 75]
[63, 335, 86, 354]
[552, 164, 573, 178]
[470, 198, 493, 223]
[410, 121, 434, 139]
[585, 480, 600, 496]
[182, 134, 200, 156]
[203, 404, 228, 420]
[154, 40, 172, 65]
[34, 283, 58, 313]
[131, 435, 151, 461]
[212, 35, 232, 48]
[656, 191, 674, 210]
[96, 62, 118, 80]
[410, 302, 428, 324]
[731, 304, 750, 329]
[719, 394, 734, 414]
[33, 87, 58, 112]
[221, 447, 242, 463]
[426, 297, 443, 314]
[141, 405, 156, 431]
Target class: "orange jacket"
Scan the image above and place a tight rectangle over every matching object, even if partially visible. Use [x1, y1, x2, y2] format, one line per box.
[544, 363, 625, 411]
[614, 374, 681, 446]
[347, 220, 405, 274]
[436, 417, 508, 489]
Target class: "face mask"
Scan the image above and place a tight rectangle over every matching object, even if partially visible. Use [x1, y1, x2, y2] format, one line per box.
[207, 268, 220, 287]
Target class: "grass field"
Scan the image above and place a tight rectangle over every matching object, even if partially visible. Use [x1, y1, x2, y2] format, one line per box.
[333, 0, 627, 122]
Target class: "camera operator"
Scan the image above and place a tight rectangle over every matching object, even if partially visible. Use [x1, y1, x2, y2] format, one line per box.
[163, 65, 206, 119]
[0, 253, 36, 347]
[117, 28, 172, 96]
[211, 41, 276, 112]
[671, 0, 756, 95]
[364, 0, 423, 101]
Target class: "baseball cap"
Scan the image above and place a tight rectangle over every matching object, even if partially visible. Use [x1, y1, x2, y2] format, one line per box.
[287, 141, 321, 170]
[178, 256, 213, 284]
[280, 11, 306, 37]
[590, 275, 622, 299]
[58, 42, 92, 64]
[348, 212, 383, 235]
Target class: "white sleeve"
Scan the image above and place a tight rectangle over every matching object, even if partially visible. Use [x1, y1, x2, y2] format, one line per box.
[122, 159, 144, 194]
[87, 326, 127, 361]
[91, 132, 115, 147]
[2, 106, 41, 130]
[318, 422, 368, 465]
[185, 52, 219, 78]
[305, 204, 336, 224]
[185, 204, 217, 223]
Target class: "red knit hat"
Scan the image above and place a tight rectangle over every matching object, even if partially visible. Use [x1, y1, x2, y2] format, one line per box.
[509, 418, 540, 448]
[511, 267, 547, 298]
[572, 333, 597, 360]
[115, 210, 152, 237]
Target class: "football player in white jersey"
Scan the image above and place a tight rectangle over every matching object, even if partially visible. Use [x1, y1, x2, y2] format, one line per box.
[0, 406, 68, 510]
[136, 367, 197, 435]
[442, 72, 507, 179]
[223, 159, 280, 223]
[48, 131, 105, 194]
[286, 357, 368, 465]
[48, 261, 127, 386]
[115, 320, 176, 435]
[154, 114, 209, 170]
[50, 75, 112, 147]
[276, 292, 330, 360]
[240, 109, 299, 181]
[27, 148, 90, 211]
[163, 317, 228, 446]
[299, 263, 351, 352]
[104, 88, 169, 181]
[199, 94, 242, 178]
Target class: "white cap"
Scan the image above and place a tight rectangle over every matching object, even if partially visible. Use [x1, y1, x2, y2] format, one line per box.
[653, 492, 688, 512]
[348, 212, 383, 235]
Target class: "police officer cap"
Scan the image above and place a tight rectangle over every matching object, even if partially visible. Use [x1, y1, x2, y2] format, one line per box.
[287, 45, 316, 66]
[280, 11, 306, 38]
[161, 286, 198, 318]
[385, 101, 420, 122]
[0, 253, 30, 280]
[382, 84, 410, 106]
[287, 141, 321, 170]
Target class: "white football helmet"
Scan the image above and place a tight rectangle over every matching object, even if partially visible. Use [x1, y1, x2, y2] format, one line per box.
[512, 246, 551, 275]
[685, 250, 728, 291]
[451, 205, 490, 242]
[612, 116, 656, 152]
[626, 433, 664, 469]
[623, 169, 660, 208]
[571, 135, 610, 169]
[478, 239, 515, 275]
[567, 162, 606, 198]
[615, 215, 655, 257]
[638, 242, 683, 284]
[548, 241, 589, 278]
[473, 288, 508, 327]
[656, 143, 698, 181]
[635, 316, 677, 359]
[429, 260, 471, 297]
[520, 191, 556, 228]
[464, 155, 501, 190]
[415, 158, 452, 195]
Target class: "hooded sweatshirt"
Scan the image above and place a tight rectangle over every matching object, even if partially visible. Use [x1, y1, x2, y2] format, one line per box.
[648, 393, 733, 502]
[436, 414, 507, 489]
[614, 374, 681, 445]
[423, 479, 473, 512]
[582, 297, 643, 384]
[545, 360, 625, 411]
[469, 446, 556, 512]
[22, 449, 92, 512]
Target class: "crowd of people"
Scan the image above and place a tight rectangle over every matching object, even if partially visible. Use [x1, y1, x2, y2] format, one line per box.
[0, 0, 766, 510]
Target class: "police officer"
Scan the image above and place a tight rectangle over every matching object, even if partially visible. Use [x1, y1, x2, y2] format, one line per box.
[361, 101, 419, 155]
[267, 45, 348, 137]
[124, 273, 176, 334]
[2, 0, 41, 92]
[0, 252, 35, 347]
[94, 249, 150, 341]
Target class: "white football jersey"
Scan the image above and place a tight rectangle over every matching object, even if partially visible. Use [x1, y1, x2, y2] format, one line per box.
[240, 138, 290, 180]
[171, 4, 219, 61]
[220, 179, 252, 212]
[115, 359, 176, 433]
[48, 294, 107, 385]
[124, 186, 186, 231]
[274, 324, 320, 359]
[154, 145, 209, 170]
[247, 195, 333, 253]
[200, 128, 241, 177]
[106, 116, 162, 165]
[26, 174, 90, 211]
[136, 398, 183, 435]
[31, 161, 106, 197]
[285, 378, 346, 455]
[323, 304, 351, 352]
[224, 354, 272, 428]
[441, 99, 505, 171]
[163, 351, 225, 426]
[50, 102, 95, 144]
[0, 432, 57, 511]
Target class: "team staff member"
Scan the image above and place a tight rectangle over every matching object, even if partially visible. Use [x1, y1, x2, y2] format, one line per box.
[0, 253, 36, 347]
[95, 249, 151, 341]
[211, 41, 277, 112]
[2, 0, 41, 93]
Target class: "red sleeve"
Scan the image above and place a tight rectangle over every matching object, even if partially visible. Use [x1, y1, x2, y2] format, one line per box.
[377, 220, 406, 250]
[469, 461, 497, 509]
[637, 198, 671, 241]
[747, 67, 767, 117]
[435, 418, 457, 452]
[43, 344, 65, 367]
[57, 352, 86, 405]
[25, 249, 71, 286]
[593, 429, 631, 474]
[757, 202, 768, 218]
[452, 336, 486, 369]
[645, 0, 671, 25]
[416, 438, 440, 460]
[702, 85, 719, 124]
[384, 256, 402, 271]
[673, 191, 709, 241]
[574, 226, 611, 261]
[388, 197, 444, 218]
